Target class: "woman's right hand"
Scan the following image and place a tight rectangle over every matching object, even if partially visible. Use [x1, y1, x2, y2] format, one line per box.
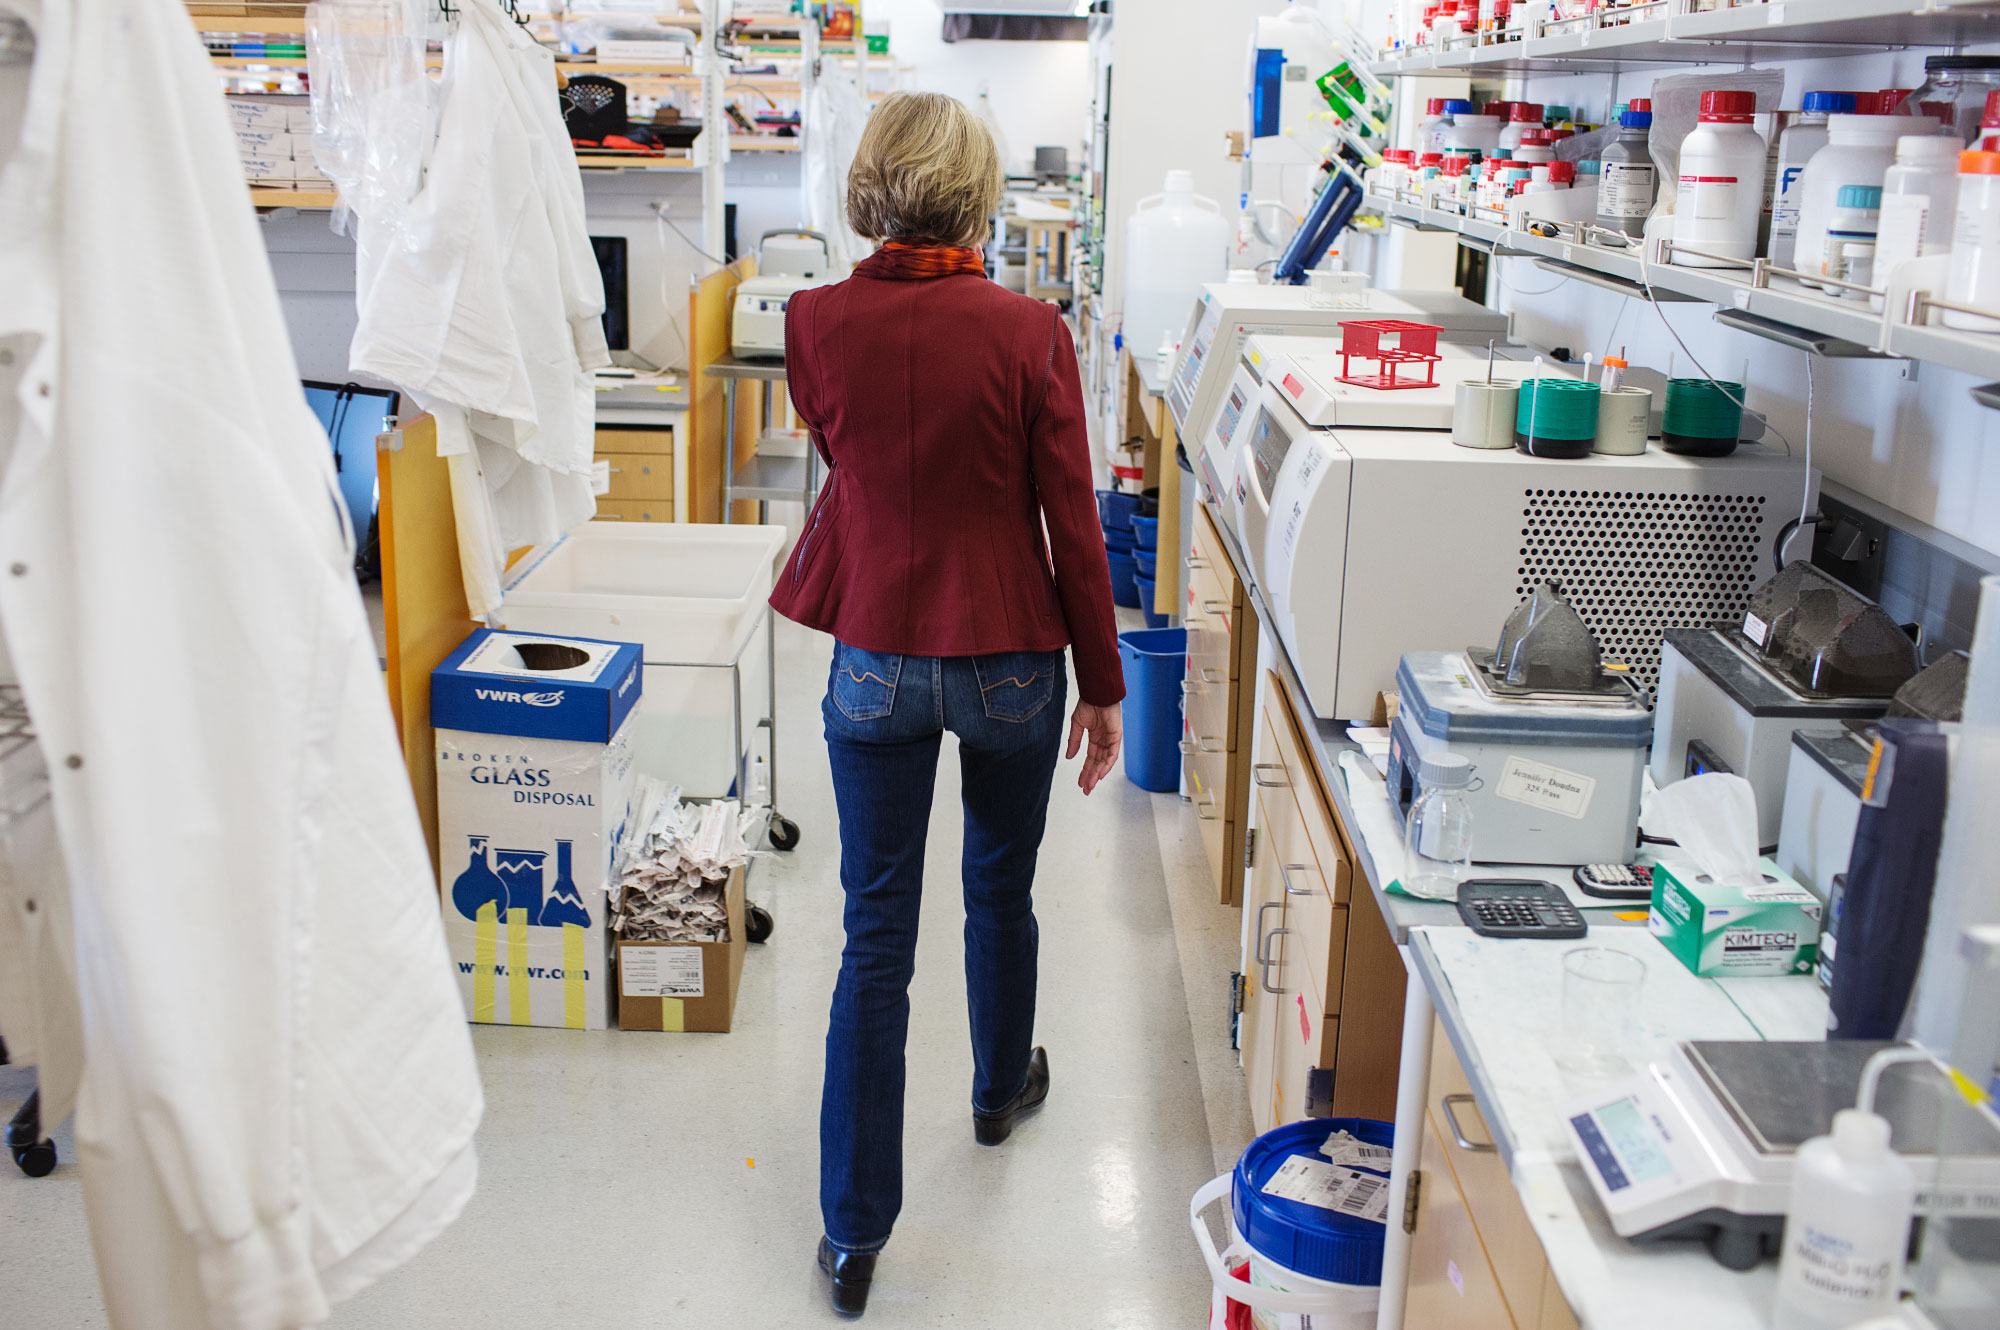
[1066, 702, 1123, 795]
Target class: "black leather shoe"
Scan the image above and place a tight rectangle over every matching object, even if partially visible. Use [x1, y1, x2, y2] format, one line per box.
[817, 1236, 876, 1318]
[974, 1046, 1050, 1146]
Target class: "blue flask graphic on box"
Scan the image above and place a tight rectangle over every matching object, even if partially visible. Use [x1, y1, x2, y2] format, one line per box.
[539, 839, 591, 928]
[450, 836, 509, 921]
[491, 847, 548, 922]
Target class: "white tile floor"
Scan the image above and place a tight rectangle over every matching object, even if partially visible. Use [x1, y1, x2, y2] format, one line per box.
[0, 615, 1252, 1328]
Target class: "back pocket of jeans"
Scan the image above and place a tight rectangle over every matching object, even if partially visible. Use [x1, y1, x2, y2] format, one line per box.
[832, 645, 902, 721]
[972, 651, 1059, 723]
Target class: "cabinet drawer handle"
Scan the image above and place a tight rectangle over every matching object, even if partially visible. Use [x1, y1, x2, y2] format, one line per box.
[1179, 738, 1197, 756]
[1203, 599, 1230, 616]
[1254, 900, 1281, 966]
[1195, 735, 1225, 753]
[1187, 556, 1210, 570]
[1252, 763, 1289, 788]
[1194, 792, 1220, 821]
[1278, 862, 1315, 897]
[1441, 1094, 1498, 1154]
[1198, 667, 1225, 684]
[1181, 679, 1208, 695]
[596, 513, 626, 520]
[1261, 927, 1291, 994]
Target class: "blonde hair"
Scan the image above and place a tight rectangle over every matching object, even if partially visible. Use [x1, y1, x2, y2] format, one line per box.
[846, 91, 1004, 249]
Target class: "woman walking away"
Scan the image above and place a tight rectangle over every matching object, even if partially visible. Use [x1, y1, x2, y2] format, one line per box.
[768, 90, 1124, 1318]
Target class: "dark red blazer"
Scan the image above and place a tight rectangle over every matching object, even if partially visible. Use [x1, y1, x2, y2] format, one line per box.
[769, 250, 1126, 706]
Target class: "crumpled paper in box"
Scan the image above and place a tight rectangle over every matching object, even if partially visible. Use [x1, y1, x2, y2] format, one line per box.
[609, 777, 756, 943]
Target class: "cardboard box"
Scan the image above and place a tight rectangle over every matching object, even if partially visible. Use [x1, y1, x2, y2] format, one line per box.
[287, 108, 314, 133]
[1647, 857, 1822, 978]
[226, 97, 288, 131]
[616, 865, 746, 1033]
[240, 155, 294, 182]
[435, 630, 644, 1030]
[235, 126, 289, 157]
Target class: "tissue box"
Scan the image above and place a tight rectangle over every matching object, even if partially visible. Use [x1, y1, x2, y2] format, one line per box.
[1648, 857, 1822, 977]
[434, 629, 644, 1030]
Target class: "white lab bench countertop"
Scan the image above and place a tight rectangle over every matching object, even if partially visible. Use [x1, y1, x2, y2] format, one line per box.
[1410, 926, 1830, 1330]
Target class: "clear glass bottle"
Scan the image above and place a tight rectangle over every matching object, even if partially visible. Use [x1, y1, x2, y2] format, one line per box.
[1898, 54, 2000, 141]
[1404, 753, 1476, 900]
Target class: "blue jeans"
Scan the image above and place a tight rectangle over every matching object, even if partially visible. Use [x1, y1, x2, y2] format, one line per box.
[819, 641, 1067, 1254]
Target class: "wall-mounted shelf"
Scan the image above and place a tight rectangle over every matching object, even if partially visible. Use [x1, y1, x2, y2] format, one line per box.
[1373, 0, 2000, 76]
[249, 186, 336, 209]
[1366, 191, 2000, 379]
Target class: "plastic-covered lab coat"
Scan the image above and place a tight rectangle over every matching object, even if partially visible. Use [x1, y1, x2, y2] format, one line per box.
[0, 3, 483, 1328]
[349, 0, 610, 618]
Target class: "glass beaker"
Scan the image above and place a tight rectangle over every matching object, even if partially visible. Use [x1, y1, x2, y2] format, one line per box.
[1555, 947, 1647, 1081]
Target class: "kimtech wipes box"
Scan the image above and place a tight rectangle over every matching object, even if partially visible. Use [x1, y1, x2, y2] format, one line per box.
[434, 629, 643, 1029]
[1647, 856, 1822, 978]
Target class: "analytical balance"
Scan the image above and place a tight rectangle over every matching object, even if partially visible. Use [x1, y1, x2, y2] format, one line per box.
[1563, 1040, 2000, 1270]
[730, 230, 833, 360]
[1650, 563, 1921, 845]
[1168, 281, 1509, 484]
[1385, 582, 1653, 865]
[1240, 386, 1815, 720]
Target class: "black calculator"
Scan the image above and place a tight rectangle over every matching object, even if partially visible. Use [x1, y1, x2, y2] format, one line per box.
[1456, 879, 1587, 939]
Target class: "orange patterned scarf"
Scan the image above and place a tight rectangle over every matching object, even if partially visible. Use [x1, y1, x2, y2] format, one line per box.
[857, 241, 989, 280]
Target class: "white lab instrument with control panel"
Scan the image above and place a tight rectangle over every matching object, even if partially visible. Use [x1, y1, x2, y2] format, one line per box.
[1167, 282, 1509, 469]
[1244, 382, 1816, 720]
[1562, 1040, 2000, 1271]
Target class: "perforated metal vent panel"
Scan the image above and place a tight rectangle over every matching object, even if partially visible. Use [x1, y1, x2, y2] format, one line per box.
[1516, 488, 1769, 696]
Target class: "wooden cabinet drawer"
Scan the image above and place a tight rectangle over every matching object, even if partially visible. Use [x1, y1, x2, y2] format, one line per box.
[1427, 1019, 1570, 1330]
[1243, 842, 1285, 1137]
[1408, 1109, 1521, 1330]
[593, 498, 674, 523]
[598, 452, 674, 502]
[594, 426, 675, 456]
[1259, 782, 1348, 1013]
[1270, 983, 1336, 1124]
[1190, 502, 1241, 610]
[1261, 681, 1352, 906]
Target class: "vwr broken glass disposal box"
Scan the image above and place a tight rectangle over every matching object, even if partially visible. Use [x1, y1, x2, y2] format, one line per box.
[432, 629, 643, 1030]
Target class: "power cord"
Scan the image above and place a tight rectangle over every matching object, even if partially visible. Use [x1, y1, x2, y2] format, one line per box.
[1635, 236, 1796, 458]
[1772, 355, 1823, 570]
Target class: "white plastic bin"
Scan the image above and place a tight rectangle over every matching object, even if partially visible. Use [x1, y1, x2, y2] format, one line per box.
[501, 523, 787, 799]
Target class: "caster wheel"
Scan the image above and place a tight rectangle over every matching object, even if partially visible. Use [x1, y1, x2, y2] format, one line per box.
[747, 904, 775, 945]
[768, 815, 801, 852]
[12, 1140, 56, 1178]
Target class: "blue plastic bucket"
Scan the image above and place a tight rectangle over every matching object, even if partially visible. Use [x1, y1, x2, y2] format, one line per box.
[1233, 1118, 1394, 1288]
[1097, 488, 1141, 533]
[1133, 573, 1167, 629]
[1132, 514, 1160, 551]
[1103, 524, 1136, 556]
[1118, 627, 1186, 792]
[1107, 550, 1140, 607]
[1135, 547, 1158, 581]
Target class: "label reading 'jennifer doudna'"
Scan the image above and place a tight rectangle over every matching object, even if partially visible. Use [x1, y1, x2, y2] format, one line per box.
[1495, 755, 1597, 820]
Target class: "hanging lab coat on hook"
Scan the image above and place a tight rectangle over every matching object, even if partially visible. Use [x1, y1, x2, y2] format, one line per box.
[350, 0, 610, 618]
[0, 2, 482, 1328]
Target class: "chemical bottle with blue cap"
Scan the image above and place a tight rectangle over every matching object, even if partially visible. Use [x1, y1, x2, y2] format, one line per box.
[1823, 184, 1882, 297]
[1595, 97, 1655, 237]
[1771, 91, 1858, 268]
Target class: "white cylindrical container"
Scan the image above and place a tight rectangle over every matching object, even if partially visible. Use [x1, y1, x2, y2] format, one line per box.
[1772, 1110, 1916, 1330]
[1770, 92, 1854, 268]
[1452, 380, 1520, 449]
[1120, 170, 1229, 373]
[1432, 99, 1474, 153]
[1498, 102, 1543, 153]
[1874, 135, 1963, 308]
[1415, 97, 1452, 157]
[1674, 91, 1768, 267]
[1823, 185, 1882, 298]
[1513, 130, 1555, 165]
[1792, 113, 1909, 286]
[1593, 386, 1651, 455]
[1444, 112, 1501, 155]
[1944, 150, 2000, 330]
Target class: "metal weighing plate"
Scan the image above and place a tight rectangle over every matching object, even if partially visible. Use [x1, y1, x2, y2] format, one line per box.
[1684, 1040, 1999, 1159]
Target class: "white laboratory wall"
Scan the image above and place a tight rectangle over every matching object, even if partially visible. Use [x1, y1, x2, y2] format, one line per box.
[861, 0, 1090, 175]
[1465, 49, 2000, 560]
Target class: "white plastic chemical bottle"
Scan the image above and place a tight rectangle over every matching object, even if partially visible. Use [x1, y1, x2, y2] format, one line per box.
[1822, 184, 1881, 299]
[1415, 97, 1452, 156]
[1772, 1109, 1916, 1330]
[1673, 91, 1767, 266]
[1770, 91, 1855, 267]
[1499, 101, 1543, 153]
[1120, 170, 1229, 375]
[1792, 113, 1908, 287]
[1874, 134, 1963, 308]
[1945, 149, 2000, 331]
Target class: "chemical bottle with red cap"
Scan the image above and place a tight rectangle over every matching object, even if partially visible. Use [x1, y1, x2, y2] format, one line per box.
[1595, 97, 1655, 238]
[1673, 90, 1768, 266]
